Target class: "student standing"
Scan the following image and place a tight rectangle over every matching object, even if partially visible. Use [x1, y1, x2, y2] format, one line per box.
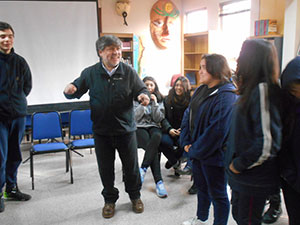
[225, 39, 282, 225]
[0, 21, 32, 213]
[64, 35, 150, 219]
[134, 76, 168, 198]
[181, 54, 237, 225]
[279, 56, 300, 225]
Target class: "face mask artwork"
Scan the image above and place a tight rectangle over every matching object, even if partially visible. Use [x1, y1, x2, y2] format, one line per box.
[150, 0, 179, 49]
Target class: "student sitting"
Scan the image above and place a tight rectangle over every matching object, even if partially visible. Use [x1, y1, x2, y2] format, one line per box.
[160, 76, 191, 171]
[134, 76, 167, 198]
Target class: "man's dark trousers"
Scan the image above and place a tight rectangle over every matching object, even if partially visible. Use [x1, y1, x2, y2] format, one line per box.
[94, 131, 141, 203]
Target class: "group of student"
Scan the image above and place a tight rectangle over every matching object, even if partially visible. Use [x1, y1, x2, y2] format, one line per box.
[133, 75, 191, 198]
[133, 39, 300, 225]
[1, 20, 299, 225]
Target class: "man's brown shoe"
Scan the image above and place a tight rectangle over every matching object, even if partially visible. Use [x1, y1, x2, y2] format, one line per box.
[102, 203, 115, 218]
[131, 198, 144, 213]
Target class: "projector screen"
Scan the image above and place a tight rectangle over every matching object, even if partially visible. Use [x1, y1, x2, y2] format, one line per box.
[0, 0, 99, 106]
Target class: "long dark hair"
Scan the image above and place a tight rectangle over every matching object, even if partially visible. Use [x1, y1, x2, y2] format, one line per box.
[143, 76, 164, 103]
[201, 54, 232, 83]
[236, 39, 280, 111]
[167, 76, 191, 107]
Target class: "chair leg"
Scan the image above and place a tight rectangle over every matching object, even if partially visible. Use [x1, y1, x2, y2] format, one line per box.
[66, 151, 69, 172]
[23, 156, 30, 164]
[30, 153, 34, 190]
[69, 150, 73, 184]
[71, 149, 84, 157]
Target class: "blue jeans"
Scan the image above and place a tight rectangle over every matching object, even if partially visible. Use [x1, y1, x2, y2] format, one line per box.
[193, 160, 229, 225]
[159, 133, 178, 165]
[0, 117, 26, 192]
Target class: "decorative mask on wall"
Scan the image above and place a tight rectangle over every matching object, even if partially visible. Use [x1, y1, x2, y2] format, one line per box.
[115, 0, 131, 26]
[150, 0, 179, 49]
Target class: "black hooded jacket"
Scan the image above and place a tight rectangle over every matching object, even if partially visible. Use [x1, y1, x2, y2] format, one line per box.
[0, 48, 32, 120]
[64, 61, 148, 135]
[280, 56, 300, 193]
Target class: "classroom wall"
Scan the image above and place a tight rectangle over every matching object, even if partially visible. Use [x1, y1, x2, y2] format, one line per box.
[101, 0, 182, 94]
[181, 0, 219, 30]
[99, 0, 299, 88]
[181, 0, 259, 36]
[282, 0, 300, 68]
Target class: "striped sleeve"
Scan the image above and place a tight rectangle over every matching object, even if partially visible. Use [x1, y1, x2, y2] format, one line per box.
[248, 83, 272, 169]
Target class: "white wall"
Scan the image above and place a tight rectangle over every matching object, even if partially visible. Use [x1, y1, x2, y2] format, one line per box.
[100, 0, 300, 90]
[282, 0, 300, 68]
[0, 1, 99, 105]
[101, 0, 182, 94]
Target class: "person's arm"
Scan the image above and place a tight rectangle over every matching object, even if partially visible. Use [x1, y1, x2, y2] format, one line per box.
[130, 68, 150, 104]
[64, 84, 77, 95]
[63, 70, 89, 99]
[151, 100, 165, 123]
[137, 93, 150, 106]
[231, 85, 276, 172]
[179, 107, 191, 148]
[133, 100, 146, 122]
[161, 98, 172, 133]
[23, 60, 32, 96]
[188, 92, 237, 160]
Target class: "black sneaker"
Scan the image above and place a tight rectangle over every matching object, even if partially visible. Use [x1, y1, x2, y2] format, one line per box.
[176, 166, 192, 175]
[165, 160, 180, 170]
[165, 161, 173, 169]
[262, 206, 282, 224]
[188, 183, 197, 195]
[4, 186, 31, 201]
[0, 193, 4, 213]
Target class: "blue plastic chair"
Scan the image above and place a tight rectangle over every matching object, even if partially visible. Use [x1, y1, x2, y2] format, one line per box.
[30, 111, 71, 190]
[24, 114, 32, 142]
[68, 109, 94, 183]
[60, 111, 70, 137]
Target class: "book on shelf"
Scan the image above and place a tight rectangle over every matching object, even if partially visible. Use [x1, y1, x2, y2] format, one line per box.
[122, 41, 132, 50]
[254, 19, 277, 36]
[185, 72, 196, 85]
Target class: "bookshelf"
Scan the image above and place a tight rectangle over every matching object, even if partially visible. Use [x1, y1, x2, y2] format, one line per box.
[100, 33, 139, 71]
[249, 34, 283, 70]
[183, 31, 210, 89]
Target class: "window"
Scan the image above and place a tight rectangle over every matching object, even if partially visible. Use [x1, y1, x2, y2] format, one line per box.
[185, 8, 207, 34]
[219, 0, 251, 69]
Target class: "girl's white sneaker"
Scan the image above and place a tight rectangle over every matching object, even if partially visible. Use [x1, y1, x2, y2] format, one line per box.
[182, 217, 208, 225]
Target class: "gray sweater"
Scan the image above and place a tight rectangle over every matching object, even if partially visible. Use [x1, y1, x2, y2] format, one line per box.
[134, 100, 165, 128]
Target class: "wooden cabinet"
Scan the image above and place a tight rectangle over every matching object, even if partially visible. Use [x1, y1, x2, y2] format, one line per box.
[183, 31, 209, 88]
[100, 33, 139, 72]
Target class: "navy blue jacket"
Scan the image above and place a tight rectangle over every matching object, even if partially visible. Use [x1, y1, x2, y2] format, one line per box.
[0, 49, 32, 120]
[180, 82, 237, 167]
[225, 83, 282, 195]
[280, 56, 300, 193]
[64, 61, 148, 135]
